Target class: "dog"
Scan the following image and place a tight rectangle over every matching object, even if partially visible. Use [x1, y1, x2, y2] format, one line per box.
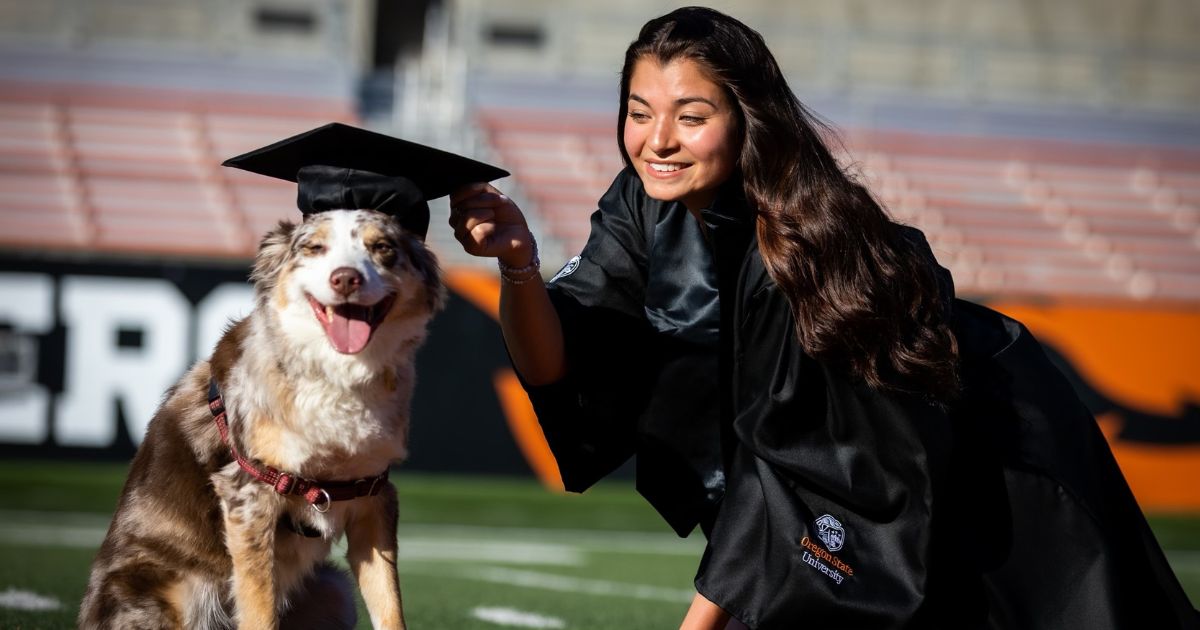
[79, 208, 443, 629]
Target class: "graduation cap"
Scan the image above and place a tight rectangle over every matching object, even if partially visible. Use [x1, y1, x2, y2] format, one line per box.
[222, 122, 509, 238]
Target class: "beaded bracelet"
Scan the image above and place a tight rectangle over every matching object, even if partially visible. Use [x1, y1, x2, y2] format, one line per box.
[498, 232, 540, 285]
[500, 268, 540, 285]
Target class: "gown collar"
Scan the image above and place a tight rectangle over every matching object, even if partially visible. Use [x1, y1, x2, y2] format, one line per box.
[642, 177, 754, 345]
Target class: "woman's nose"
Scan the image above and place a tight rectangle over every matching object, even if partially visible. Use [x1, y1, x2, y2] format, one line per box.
[648, 119, 677, 155]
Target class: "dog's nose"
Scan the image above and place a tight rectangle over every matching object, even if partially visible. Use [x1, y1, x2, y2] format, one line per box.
[329, 267, 363, 297]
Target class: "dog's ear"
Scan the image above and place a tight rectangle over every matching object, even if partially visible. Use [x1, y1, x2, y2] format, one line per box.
[400, 236, 446, 312]
[251, 220, 297, 291]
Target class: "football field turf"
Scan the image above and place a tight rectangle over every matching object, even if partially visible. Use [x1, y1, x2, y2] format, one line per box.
[1, 460, 1197, 629]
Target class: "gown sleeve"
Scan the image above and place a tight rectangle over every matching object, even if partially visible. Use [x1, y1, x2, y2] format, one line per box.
[521, 168, 728, 536]
[520, 168, 656, 493]
[955, 301, 1199, 629]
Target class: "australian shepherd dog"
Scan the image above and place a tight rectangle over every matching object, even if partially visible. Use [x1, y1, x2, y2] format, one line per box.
[79, 208, 443, 629]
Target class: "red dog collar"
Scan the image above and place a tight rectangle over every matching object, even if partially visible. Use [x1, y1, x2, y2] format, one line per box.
[208, 379, 389, 512]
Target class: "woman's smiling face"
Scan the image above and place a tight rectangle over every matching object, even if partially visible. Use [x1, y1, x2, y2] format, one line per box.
[623, 57, 740, 212]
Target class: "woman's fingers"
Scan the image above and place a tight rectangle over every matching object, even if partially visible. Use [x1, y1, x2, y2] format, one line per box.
[449, 191, 502, 227]
[451, 206, 504, 255]
[449, 182, 494, 206]
[468, 219, 498, 250]
[452, 185, 514, 221]
[458, 207, 496, 240]
[448, 182, 528, 259]
[454, 192, 507, 212]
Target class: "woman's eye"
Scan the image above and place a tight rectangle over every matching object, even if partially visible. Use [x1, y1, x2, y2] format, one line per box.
[680, 116, 707, 125]
[628, 111, 650, 122]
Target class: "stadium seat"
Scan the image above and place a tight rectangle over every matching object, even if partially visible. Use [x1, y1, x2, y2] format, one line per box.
[0, 81, 348, 258]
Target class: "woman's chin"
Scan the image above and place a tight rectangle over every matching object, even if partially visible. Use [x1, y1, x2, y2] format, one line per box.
[638, 175, 726, 212]
[639, 179, 689, 204]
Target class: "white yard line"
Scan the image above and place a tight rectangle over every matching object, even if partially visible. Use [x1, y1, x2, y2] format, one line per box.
[0, 510, 704, 556]
[0, 588, 62, 611]
[0, 522, 105, 548]
[471, 606, 566, 628]
[2, 509, 1195, 581]
[401, 524, 705, 556]
[409, 565, 695, 604]
[0, 512, 697, 605]
[399, 539, 584, 566]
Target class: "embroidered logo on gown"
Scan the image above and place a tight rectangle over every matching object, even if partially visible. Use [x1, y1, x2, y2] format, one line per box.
[815, 514, 846, 552]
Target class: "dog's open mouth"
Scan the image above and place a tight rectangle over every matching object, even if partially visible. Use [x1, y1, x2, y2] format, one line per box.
[307, 294, 397, 354]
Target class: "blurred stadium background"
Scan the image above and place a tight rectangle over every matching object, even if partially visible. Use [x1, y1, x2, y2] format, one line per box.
[0, 0, 1197, 627]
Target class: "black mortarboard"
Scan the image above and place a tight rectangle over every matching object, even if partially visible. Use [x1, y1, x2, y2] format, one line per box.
[221, 122, 509, 238]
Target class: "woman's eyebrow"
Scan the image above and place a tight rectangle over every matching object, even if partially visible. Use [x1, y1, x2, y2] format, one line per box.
[628, 94, 718, 108]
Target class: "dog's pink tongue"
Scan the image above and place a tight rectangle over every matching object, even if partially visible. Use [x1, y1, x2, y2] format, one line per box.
[325, 304, 372, 354]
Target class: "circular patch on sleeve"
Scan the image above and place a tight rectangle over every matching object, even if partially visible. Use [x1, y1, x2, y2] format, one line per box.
[548, 255, 581, 284]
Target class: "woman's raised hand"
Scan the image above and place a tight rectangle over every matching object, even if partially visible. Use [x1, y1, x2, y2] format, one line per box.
[450, 182, 564, 384]
[449, 183, 536, 268]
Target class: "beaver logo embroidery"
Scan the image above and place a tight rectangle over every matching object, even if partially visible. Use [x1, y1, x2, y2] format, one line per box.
[815, 514, 846, 552]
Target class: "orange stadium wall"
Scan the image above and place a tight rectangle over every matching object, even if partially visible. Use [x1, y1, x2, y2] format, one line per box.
[983, 300, 1200, 511]
[1, 257, 1197, 511]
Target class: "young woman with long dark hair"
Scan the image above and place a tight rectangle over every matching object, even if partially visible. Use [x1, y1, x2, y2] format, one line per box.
[450, 7, 1195, 629]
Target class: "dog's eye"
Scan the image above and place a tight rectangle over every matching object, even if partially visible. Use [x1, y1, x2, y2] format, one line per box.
[371, 242, 396, 256]
[302, 243, 326, 256]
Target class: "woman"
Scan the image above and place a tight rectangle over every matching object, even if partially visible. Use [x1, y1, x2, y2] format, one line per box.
[450, 7, 1196, 629]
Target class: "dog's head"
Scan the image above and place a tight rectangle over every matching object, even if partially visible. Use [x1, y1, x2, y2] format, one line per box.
[250, 210, 444, 359]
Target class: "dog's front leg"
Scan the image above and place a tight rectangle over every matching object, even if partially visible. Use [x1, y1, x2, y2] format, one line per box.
[346, 482, 404, 630]
[215, 471, 283, 629]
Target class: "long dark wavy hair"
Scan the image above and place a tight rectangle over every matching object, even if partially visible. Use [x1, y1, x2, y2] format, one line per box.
[617, 7, 960, 401]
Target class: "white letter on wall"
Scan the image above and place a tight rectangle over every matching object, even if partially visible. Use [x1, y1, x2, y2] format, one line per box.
[56, 276, 190, 447]
[0, 273, 54, 443]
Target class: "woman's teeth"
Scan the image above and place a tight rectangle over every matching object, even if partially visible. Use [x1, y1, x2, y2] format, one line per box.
[650, 163, 683, 172]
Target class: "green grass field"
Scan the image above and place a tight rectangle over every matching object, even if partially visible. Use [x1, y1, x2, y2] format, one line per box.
[0, 460, 1196, 629]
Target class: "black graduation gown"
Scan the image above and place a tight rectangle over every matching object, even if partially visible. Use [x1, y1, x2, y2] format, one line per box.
[523, 168, 1198, 628]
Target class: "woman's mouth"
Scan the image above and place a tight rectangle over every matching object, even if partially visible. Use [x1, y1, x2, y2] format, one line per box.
[646, 161, 689, 177]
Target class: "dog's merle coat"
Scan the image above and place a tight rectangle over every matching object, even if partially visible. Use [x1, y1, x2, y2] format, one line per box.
[79, 210, 443, 630]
